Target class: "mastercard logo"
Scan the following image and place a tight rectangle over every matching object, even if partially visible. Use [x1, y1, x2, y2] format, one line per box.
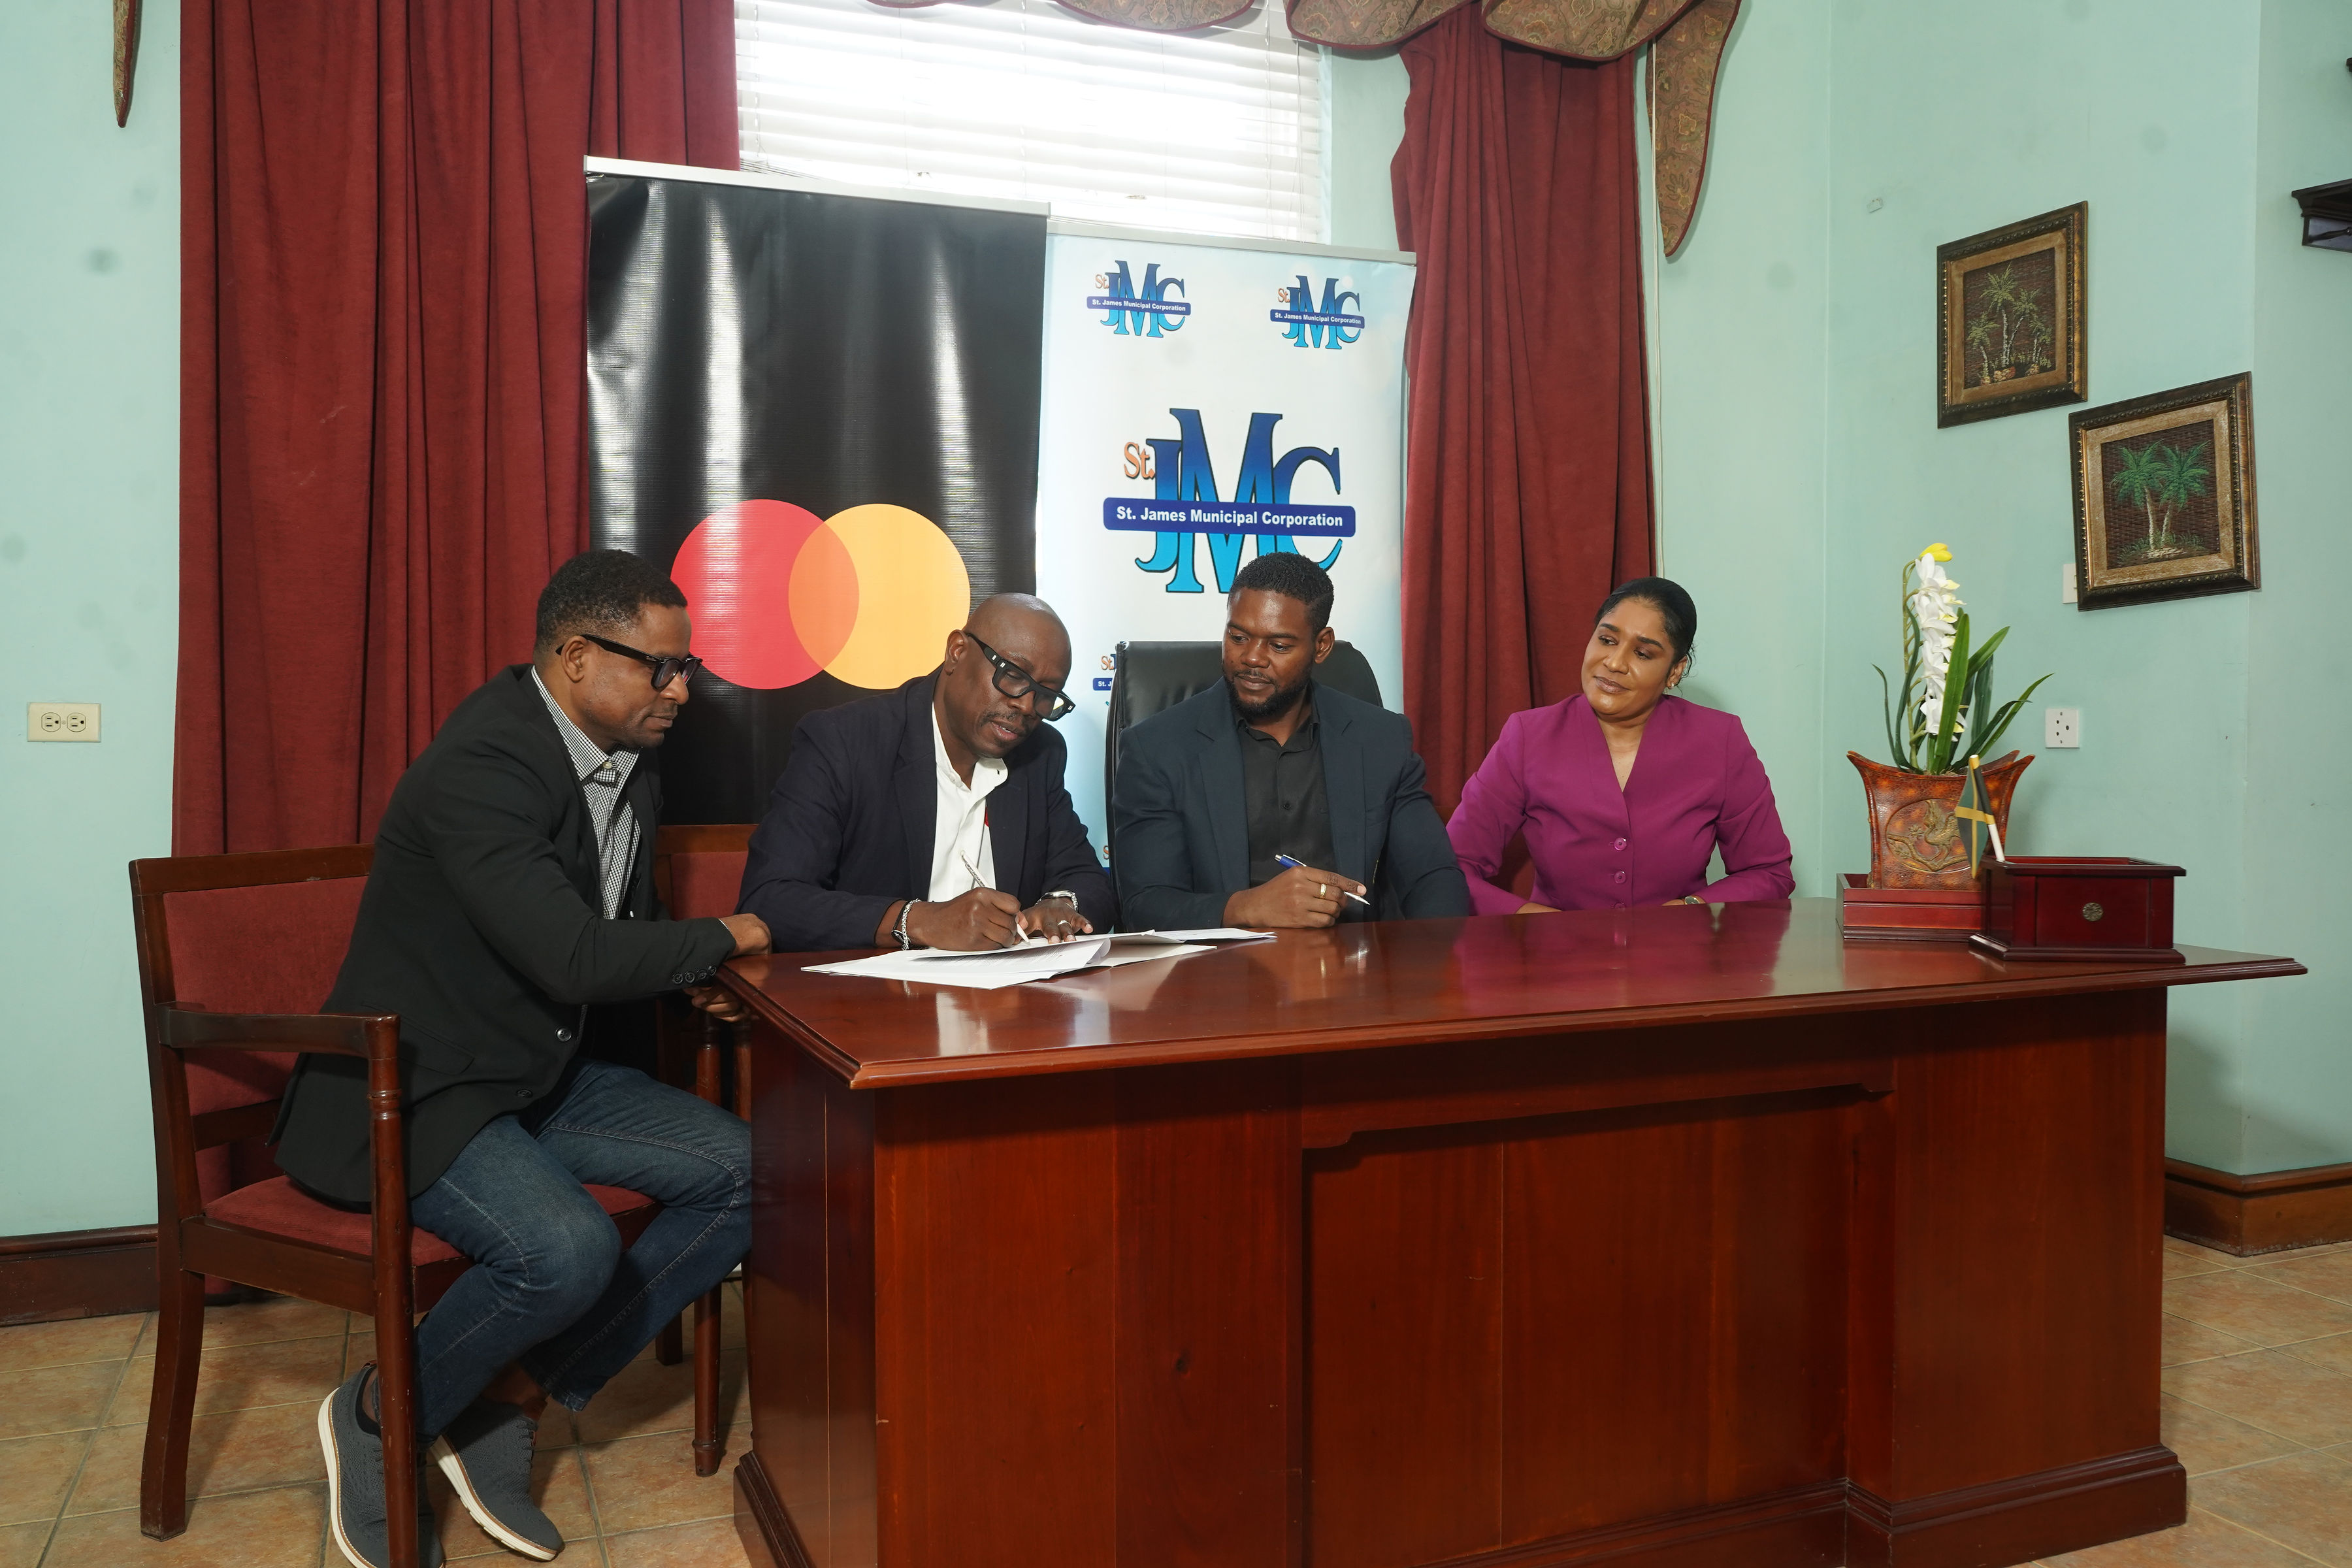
[670, 501, 972, 691]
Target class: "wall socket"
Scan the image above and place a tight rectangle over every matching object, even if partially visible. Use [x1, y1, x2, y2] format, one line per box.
[2045, 706, 2080, 749]
[27, 702, 101, 742]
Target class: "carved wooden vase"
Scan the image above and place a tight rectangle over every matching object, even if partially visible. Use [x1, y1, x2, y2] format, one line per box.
[1847, 751, 2033, 890]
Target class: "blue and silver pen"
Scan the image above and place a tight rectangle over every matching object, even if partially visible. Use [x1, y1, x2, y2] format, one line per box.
[1275, 853, 1371, 908]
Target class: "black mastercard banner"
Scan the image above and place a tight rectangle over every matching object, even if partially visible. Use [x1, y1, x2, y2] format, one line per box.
[585, 171, 1047, 824]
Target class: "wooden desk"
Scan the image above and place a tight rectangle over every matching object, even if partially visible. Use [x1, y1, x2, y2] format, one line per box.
[721, 900, 2301, 1568]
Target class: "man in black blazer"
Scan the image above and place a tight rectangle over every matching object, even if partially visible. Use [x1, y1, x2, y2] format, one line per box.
[1112, 553, 1469, 930]
[739, 594, 1114, 951]
[281, 551, 770, 1568]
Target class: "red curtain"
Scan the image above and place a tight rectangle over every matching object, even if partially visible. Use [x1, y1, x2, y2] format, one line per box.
[1392, 9, 1654, 814]
[176, 0, 737, 855]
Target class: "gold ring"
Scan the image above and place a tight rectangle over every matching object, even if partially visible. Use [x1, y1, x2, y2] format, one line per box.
[1318, 883, 1328, 898]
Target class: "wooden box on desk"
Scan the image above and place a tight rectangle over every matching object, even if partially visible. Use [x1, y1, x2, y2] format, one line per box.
[1971, 856, 2186, 962]
[1838, 873, 1982, 941]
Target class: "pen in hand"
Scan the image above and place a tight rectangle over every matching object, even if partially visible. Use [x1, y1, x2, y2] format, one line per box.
[1275, 854, 1371, 908]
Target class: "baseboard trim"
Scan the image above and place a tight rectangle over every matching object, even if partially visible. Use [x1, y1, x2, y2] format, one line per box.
[734, 1452, 814, 1568]
[2166, 1158, 2352, 1256]
[0, 1225, 158, 1325]
[1848, 1447, 2185, 1568]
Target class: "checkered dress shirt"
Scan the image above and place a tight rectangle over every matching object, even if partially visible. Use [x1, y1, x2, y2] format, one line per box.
[532, 670, 640, 919]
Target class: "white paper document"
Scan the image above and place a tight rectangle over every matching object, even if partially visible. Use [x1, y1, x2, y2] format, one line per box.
[800, 928, 1269, 989]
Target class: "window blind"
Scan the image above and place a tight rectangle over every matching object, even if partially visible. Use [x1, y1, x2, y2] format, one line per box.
[736, 0, 1326, 242]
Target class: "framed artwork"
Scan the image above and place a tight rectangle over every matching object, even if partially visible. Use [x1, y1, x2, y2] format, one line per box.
[2068, 373, 2259, 611]
[1936, 202, 2087, 427]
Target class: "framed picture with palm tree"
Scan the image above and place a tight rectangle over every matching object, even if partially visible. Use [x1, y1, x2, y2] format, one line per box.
[1936, 203, 2087, 427]
[2068, 373, 2259, 610]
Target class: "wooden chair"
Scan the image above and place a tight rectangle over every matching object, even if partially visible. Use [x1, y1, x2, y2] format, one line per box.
[129, 846, 713, 1564]
[646, 823, 759, 1476]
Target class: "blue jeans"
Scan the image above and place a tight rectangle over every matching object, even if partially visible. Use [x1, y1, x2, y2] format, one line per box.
[406, 1059, 750, 1441]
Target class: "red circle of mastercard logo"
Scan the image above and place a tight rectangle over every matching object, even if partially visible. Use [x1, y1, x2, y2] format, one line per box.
[671, 501, 972, 691]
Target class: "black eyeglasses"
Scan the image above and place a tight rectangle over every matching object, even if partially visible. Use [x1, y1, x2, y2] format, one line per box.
[966, 634, 1075, 721]
[581, 633, 704, 692]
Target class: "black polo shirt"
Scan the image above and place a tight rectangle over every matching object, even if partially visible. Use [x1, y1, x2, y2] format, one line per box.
[1237, 690, 1336, 887]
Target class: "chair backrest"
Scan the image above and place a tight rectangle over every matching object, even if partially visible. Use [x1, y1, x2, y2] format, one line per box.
[654, 823, 755, 920]
[1102, 640, 1382, 865]
[129, 847, 374, 1122]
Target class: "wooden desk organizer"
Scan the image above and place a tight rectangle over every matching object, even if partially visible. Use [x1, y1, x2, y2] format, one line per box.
[1970, 856, 2185, 962]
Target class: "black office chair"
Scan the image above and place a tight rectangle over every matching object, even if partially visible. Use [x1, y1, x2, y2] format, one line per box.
[1102, 640, 1383, 870]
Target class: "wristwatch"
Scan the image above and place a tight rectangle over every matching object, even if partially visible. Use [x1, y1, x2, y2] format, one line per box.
[1042, 890, 1079, 906]
[894, 900, 919, 949]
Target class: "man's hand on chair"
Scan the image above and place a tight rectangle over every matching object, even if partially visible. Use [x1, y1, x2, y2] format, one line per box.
[682, 913, 769, 1021]
[683, 984, 748, 1022]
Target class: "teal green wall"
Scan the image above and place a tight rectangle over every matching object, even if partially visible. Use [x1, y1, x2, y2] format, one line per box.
[1650, 0, 2349, 1173]
[0, 0, 182, 1234]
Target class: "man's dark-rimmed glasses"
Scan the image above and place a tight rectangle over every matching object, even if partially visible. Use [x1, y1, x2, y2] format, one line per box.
[966, 634, 1076, 721]
[581, 633, 704, 692]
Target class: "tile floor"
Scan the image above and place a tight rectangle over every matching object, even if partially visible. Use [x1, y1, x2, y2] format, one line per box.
[8, 1239, 2352, 1567]
[1, 1284, 751, 1568]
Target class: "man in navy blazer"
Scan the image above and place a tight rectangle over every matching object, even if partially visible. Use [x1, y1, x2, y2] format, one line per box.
[738, 595, 1115, 951]
[1112, 553, 1469, 930]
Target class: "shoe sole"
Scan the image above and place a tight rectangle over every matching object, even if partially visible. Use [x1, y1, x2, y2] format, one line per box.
[319, 1387, 374, 1568]
[431, 1436, 559, 1561]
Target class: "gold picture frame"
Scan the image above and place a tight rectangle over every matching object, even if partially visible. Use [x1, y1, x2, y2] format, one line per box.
[2068, 373, 2259, 611]
[1936, 203, 2087, 427]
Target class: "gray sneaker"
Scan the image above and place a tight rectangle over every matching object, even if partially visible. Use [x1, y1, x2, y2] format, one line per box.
[319, 1365, 442, 1568]
[430, 1399, 561, 1560]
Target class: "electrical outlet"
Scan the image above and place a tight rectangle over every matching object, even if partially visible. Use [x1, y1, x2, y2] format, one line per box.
[2061, 561, 2078, 604]
[27, 702, 101, 742]
[2045, 706, 2080, 749]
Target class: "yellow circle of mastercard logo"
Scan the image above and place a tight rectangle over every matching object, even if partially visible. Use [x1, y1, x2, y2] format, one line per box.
[670, 501, 972, 691]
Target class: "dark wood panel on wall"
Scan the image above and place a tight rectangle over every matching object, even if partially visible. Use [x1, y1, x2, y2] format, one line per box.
[2166, 1158, 2352, 1256]
[0, 1225, 158, 1324]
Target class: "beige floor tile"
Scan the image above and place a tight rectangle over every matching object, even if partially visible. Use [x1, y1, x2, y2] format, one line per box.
[0, 1429, 91, 1524]
[2169, 1239, 2252, 1270]
[43, 1482, 327, 1568]
[0, 1313, 147, 1373]
[2163, 1393, 2308, 1477]
[2167, 1351, 2352, 1449]
[194, 1297, 350, 1351]
[572, 1349, 743, 1445]
[0, 1360, 123, 1439]
[2246, 1254, 2352, 1309]
[109, 1337, 348, 1426]
[2172, 1315, 2265, 1367]
[432, 1444, 597, 1559]
[2172, 1251, 2236, 1281]
[69, 1401, 327, 1516]
[2195, 1449, 2352, 1564]
[2166, 1274, 2352, 1348]
[581, 1429, 746, 1534]
[2280, 1335, 2352, 1380]
[0, 1522, 53, 1568]
[604, 1514, 753, 1568]
[2042, 1505, 2323, 1565]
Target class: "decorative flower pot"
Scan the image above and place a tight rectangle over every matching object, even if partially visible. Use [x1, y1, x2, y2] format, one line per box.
[1847, 750, 2033, 890]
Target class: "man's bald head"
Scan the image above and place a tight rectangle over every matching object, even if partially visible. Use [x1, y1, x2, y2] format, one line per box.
[932, 593, 1075, 774]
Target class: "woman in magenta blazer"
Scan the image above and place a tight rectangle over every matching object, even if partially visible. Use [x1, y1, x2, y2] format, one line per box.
[1448, 578, 1793, 913]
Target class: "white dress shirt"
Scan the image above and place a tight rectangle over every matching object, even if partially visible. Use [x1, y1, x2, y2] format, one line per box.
[928, 710, 1008, 903]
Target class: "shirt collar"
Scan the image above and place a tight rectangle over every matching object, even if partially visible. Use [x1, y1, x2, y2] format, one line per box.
[932, 705, 1008, 796]
[532, 668, 638, 787]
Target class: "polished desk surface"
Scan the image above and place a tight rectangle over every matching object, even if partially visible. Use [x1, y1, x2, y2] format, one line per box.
[725, 897, 2301, 1088]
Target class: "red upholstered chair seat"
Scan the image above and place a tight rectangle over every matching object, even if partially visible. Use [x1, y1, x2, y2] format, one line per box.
[205, 1177, 658, 1266]
[667, 849, 748, 920]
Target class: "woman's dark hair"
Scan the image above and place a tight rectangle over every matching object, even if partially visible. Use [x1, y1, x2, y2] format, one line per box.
[1593, 576, 1698, 667]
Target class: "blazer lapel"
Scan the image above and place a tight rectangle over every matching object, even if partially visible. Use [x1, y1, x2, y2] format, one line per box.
[621, 757, 661, 919]
[894, 681, 938, 900]
[1318, 690, 1369, 887]
[1570, 696, 1633, 834]
[1194, 695, 1251, 892]
[987, 767, 1029, 899]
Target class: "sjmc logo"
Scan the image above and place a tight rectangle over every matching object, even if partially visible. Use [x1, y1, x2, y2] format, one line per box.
[1271, 276, 1365, 350]
[1103, 408, 1352, 594]
[1088, 261, 1191, 338]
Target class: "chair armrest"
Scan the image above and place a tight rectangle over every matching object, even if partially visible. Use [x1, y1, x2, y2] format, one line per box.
[154, 1005, 399, 1061]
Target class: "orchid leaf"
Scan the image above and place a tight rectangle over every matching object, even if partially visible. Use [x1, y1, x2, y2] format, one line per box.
[1973, 673, 2052, 759]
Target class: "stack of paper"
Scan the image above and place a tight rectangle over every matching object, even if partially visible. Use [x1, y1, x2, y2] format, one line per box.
[802, 928, 1272, 990]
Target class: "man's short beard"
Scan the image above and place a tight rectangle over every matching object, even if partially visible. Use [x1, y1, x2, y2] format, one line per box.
[1228, 672, 1308, 725]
